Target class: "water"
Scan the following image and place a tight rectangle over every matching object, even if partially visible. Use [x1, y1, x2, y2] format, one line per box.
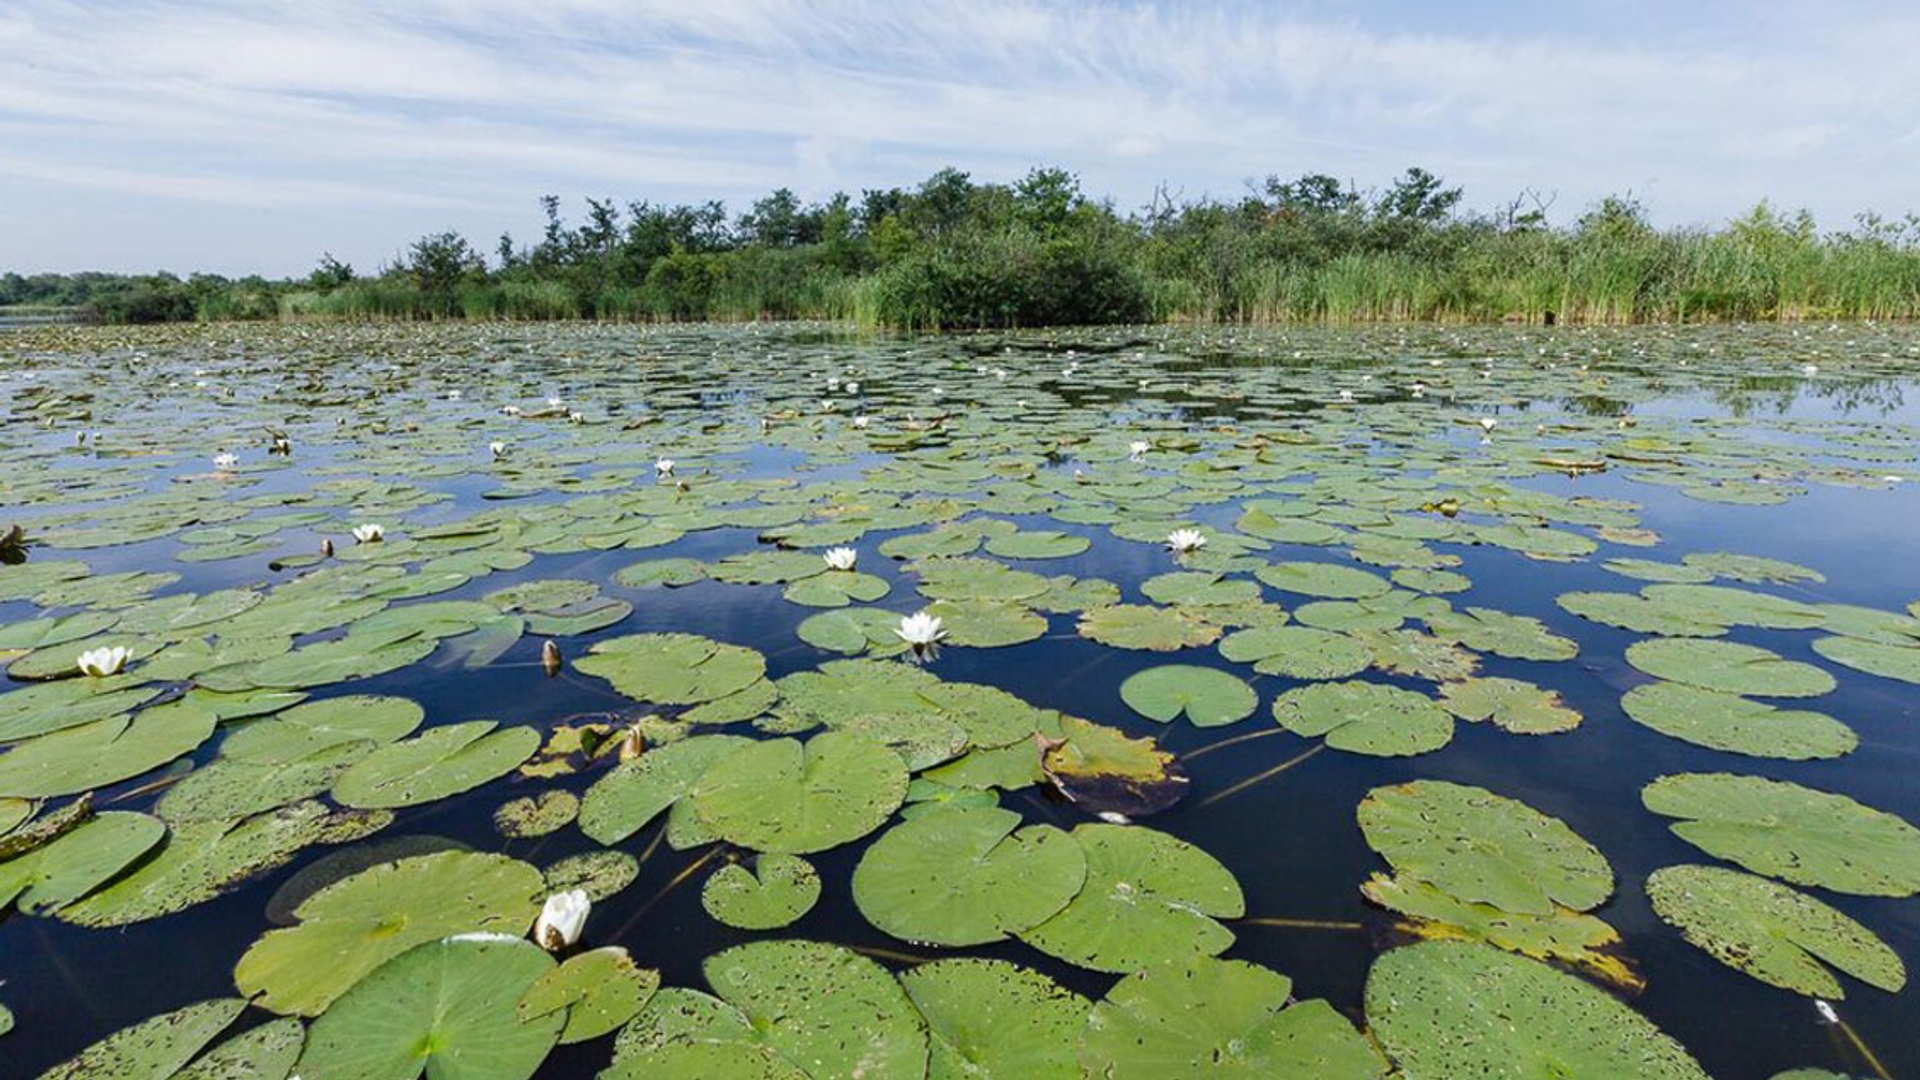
[3, 321, 1919, 1079]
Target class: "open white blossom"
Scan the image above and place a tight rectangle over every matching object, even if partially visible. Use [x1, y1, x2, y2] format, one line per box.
[1166, 528, 1208, 554]
[852, 415, 870, 429]
[533, 890, 590, 951]
[894, 610, 947, 649]
[351, 523, 385, 543]
[844, 381, 860, 394]
[1128, 440, 1150, 461]
[823, 547, 858, 571]
[1478, 417, 1498, 432]
[654, 458, 675, 476]
[212, 452, 237, 470]
[490, 441, 506, 458]
[500, 405, 522, 416]
[77, 645, 132, 678]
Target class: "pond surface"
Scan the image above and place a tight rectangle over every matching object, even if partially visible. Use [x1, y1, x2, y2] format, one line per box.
[3, 321, 1920, 1080]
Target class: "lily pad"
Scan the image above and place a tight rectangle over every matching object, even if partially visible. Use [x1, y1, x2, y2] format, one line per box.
[689, 730, 909, 854]
[1019, 822, 1243, 973]
[1361, 873, 1639, 991]
[579, 735, 753, 845]
[1625, 638, 1835, 698]
[31, 998, 245, 1080]
[852, 804, 1085, 946]
[701, 853, 822, 930]
[297, 934, 561, 1080]
[1811, 635, 1920, 684]
[1271, 682, 1453, 757]
[1358, 781, 1613, 915]
[1647, 864, 1906, 998]
[0, 811, 165, 914]
[900, 959, 1090, 1080]
[1621, 682, 1855, 759]
[1119, 665, 1258, 727]
[1077, 604, 1221, 651]
[577, 633, 768, 705]
[517, 945, 659, 1043]
[1218, 625, 1370, 680]
[332, 720, 539, 809]
[1365, 941, 1711, 1080]
[1439, 678, 1581, 734]
[1041, 716, 1189, 817]
[1642, 773, 1920, 896]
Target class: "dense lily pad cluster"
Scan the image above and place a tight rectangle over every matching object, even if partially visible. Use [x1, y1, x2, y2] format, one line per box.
[5, 320, 1920, 1079]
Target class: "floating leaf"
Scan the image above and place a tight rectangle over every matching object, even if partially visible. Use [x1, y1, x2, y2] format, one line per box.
[297, 934, 561, 1080]
[1361, 873, 1640, 991]
[493, 791, 579, 838]
[1020, 822, 1243, 973]
[702, 854, 822, 930]
[0, 811, 165, 914]
[690, 731, 909, 854]
[1358, 781, 1612, 916]
[900, 959, 1090, 1080]
[577, 633, 768, 705]
[579, 735, 753, 844]
[517, 946, 659, 1044]
[1119, 665, 1258, 727]
[1077, 604, 1220, 651]
[1621, 682, 1855, 759]
[1647, 864, 1905, 998]
[1642, 773, 1920, 896]
[31, 998, 245, 1080]
[1041, 715, 1189, 817]
[1811, 635, 1920, 684]
[1365, 942, 1711, 1080]
[1439, 678, 1581, 734]
[1256, 561, 1392, 599]
[332, 720, 538, 809]
[853, 804, 1085, 946]
[1271, 682, 1453, 757]
[235, 850, 544, 1016]
[1625, 638, 1835, 698]
[1218, 625, 1370, 680]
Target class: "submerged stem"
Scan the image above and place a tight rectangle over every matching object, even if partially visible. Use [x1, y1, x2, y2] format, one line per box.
[1241, 916, 1364, 932]
[846, 943, 935, 967]
[612, 845, 722, 940]
[1195, 743, 1327, 809]
[1180, 726, 1285, 763]
[1838, 1019, 1894, 1080]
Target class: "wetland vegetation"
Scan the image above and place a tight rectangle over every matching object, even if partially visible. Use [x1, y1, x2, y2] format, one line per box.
[13, 165, 1920, 329]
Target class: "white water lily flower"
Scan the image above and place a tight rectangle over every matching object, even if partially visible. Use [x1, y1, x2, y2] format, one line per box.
[1338, 389, 1354, 402]
[1410, 382, 1426, 397]
[351, 523, 385, 543]
[895, 610, 947, 648]
[1815, 999, 1839, 1025]
[1801, 364, 1819, 375]
[489, 441, 506, 458]
[447, 389, 463, 400]
[532, 890, 590, 951]
[1166, 528, 1208, 554]
[823, 547, 858, 571]
[654, 458, 675, 476]
[844, 381, 860, 394]
[77, 645, 132, 678]
[569, 410, 584, 424]
[1478, 417, 1498, 433]
[213, 452, 238, 470]
[546, 396, 564, 408]
[500, 405, 521, 416]
[1128, 440, 1150, 461]
[852, 415, 870, 429]
[827, 376, 840, 389]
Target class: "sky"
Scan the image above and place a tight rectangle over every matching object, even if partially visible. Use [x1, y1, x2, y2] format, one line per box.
[4, 0, 1918, 276]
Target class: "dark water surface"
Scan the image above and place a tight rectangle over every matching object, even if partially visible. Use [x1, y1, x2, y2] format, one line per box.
[4, 322, 1920, 1080]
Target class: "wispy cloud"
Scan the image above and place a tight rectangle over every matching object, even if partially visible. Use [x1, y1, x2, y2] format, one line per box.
[3, 0, 1915, 273]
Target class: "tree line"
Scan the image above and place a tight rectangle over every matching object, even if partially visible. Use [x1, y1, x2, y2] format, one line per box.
[10, 166, 1920, 327]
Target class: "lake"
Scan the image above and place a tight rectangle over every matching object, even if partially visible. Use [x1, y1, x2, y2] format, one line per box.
[3, 321, 1919, 1080]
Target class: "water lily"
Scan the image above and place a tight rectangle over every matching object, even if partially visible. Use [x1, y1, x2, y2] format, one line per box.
[546, 396, 564, 408]
[533, 889, 590, 951]
[1128, 440, 1150, 461]
[568, 410, 584, 424]
[489, 441, 506, 459]
[447, 389, 463, 400]
[77, 645, 131, 678]
[351, 523, 385, 543]
[823, 547, 858, 571]
[1478, 417, 1498, 433]
[1166, 528, 1208, 554]
[895, 610, 947, 651]
[852, 415, 870, 429]
[1338, 389, 1354, 402]
[844, 380, 860, 394]
[212, 452, 237, 470]
[654, 458, 675, 477]
[500, 405, 522, 416]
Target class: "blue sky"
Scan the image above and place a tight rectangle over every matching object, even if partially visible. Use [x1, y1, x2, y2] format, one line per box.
[4, 0, 1917, 275]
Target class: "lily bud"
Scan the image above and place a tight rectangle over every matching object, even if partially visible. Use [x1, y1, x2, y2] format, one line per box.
[533, 890, 590, 952]
[542, 639, 562, 677]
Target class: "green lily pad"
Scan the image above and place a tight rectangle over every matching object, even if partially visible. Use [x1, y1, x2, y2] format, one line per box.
[1642, 773, 1920, 896]
[689, 730, 909, 854]
[1077, 604, 1221, 651]
[701, 853, 821, 930]
[1641, 584, 1827, 630]
[1218, 625, 1370, 680]
[1365, 941, 1711, 1080]
[1621, 682, 1856, 759]
[853, 804, 1085, 946]
[1424, 607, 1577, 661]
[1041, 715, 1190, 817]
[607, 940, 928, 1080]
[1020, 822, 1243, 973]
[1358, 781, 1613, 915]
[297, 934, 561, 1080]
[0, 708, 217, 799]
[1625, 638, 1835, 698]
[31, 998, 245, 1080]
[1439, 678, 1581, 734]
[579, 735, 753, 844]
[1647, 864, 1906, 998]
[517, 946, 659, 1044]
[332, 720, 538, 809]
[0, 811, 165, 914]
[900, 959, 1090, 1080]
[1271, 682, 1453, 756]
[1256, 561, 1392, 599]
[493, 790, 580, 838]
[234, 850, 544, 1016]
[1811, 635, 1920, 684]
[173, 1017, 305, 1080]
[1361, 873, 1639, 991]
[1683, 552, 1824, 584]
[1555, 591, 1730, 637]
[577, 633, 768, 705]
[1120, 665, 1258, 727]
[544, 849, 640, 901]
[1080, 955, 1385, 1080]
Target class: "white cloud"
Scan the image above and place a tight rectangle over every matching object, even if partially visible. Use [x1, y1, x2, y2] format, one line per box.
[3, 0, 1915, 273]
